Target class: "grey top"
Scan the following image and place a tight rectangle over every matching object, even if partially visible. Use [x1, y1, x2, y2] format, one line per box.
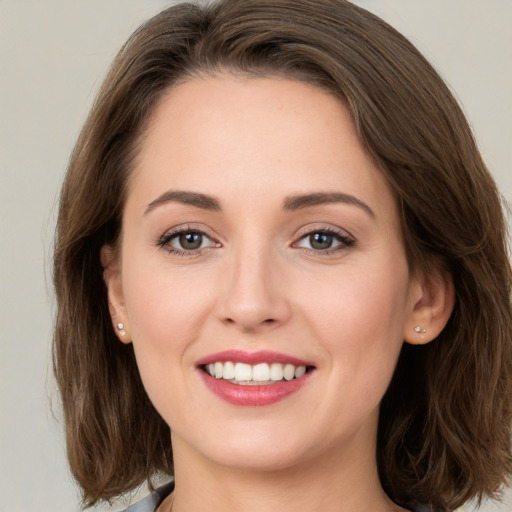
[123, 482, 174, 512]
[122, 481, 432, 512]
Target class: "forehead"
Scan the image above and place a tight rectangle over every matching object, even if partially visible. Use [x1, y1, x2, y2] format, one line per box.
[127, 74, 396, 220]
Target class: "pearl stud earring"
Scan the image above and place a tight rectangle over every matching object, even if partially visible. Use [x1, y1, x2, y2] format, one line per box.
[117, 323, 126, 337]
[414, 326, 426, 334]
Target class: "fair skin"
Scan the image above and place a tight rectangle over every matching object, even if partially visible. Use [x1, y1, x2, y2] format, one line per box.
[102, 75, 453, 512]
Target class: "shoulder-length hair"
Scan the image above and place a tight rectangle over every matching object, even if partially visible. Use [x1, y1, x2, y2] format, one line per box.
[53, 0, 512, 509]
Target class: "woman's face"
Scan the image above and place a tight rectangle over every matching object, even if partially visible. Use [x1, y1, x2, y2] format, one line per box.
[106, 75, 424, 472]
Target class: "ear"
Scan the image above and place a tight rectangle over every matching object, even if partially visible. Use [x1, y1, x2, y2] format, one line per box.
[101, 244, 131, 344]
[403, 267, 454, 345]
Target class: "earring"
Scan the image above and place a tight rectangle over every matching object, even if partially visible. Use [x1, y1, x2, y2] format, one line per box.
[414, 326, 426, 334]
[117, 322, 127, 337]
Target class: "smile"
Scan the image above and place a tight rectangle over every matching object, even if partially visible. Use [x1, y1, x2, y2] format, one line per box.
[204, 361, 308, 384]
[197, 350, 315, 406]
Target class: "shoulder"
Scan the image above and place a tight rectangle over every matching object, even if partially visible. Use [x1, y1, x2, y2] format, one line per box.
[120, 481, 174, 512]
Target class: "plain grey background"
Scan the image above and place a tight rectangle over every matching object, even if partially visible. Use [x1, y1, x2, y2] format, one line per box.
[0, 1, 510, 511]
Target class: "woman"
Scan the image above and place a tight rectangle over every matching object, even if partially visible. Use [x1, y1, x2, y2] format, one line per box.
[52, 1, 512, 511]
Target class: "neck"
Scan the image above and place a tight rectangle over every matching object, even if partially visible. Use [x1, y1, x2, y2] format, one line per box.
[168, 418, 408, 512]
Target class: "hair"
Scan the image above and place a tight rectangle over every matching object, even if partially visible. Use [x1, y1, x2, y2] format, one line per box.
[53, 0, 512, 510]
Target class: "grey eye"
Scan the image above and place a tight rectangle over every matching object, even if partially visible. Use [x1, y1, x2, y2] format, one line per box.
[178, 231, 203, 250]
[294, 228, 354, 253]
[309, 232, 334, 250]
[160, 228, 219, 255]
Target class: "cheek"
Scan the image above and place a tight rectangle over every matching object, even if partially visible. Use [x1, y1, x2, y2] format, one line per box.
[120, 265, 216, 424]
[296, 255, 410, 391]
[301, 255, 409, 329]
[120, 254, 217, 381]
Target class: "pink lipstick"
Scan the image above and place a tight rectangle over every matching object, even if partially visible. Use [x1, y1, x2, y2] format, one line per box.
[196, 350, 312, 367]
[196, 350, 314, 406]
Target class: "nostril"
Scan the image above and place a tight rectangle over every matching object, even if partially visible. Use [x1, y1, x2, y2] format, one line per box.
[222, 317, 277, 328]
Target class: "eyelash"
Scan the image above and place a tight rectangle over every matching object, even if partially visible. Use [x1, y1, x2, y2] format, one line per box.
[156, 226, 219, 257]
[156, 226, 355, 257]
[292, 226, 355, 255]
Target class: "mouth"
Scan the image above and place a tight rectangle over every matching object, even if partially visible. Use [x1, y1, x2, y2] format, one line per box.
[202, 361, 312, 385]
[196, 350, 315, 406]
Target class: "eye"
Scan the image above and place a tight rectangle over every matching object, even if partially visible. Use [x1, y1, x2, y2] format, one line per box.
[158, 227, 219, 255]
[174, 231, 206, 250]
[307, 232, 337, 250]
[293, 227, 354, 253]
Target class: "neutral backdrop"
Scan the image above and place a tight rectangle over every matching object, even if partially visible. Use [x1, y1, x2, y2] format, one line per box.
[0, 1, 510, 511]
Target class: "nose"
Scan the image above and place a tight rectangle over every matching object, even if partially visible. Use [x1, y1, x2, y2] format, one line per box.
[218, 242, 292, 333]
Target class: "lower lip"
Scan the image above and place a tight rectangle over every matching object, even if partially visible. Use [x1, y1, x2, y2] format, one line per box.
[199, 371, 312, 406]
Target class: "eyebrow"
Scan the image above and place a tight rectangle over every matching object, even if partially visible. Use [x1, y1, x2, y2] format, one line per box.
[144, 190, 221, 215]
[283, 192, 375, 218]
[144, 189, 375, 219]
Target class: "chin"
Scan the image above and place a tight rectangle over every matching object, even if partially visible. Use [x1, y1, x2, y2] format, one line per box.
[172, 421, 317, 473]
[210, 444, 311, 473]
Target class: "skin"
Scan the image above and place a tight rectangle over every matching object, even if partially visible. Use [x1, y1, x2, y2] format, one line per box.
[103, 75, 453, 512]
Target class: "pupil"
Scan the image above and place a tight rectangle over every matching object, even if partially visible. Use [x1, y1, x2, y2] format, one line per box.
[310, 232, 332, 249]
[180, 232, 202, 250]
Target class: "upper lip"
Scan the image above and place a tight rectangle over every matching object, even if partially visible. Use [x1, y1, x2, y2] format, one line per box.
[196, 350, 313, 367]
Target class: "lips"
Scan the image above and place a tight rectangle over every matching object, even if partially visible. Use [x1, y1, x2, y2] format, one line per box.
[197, 350, 312, 367]
[196, 350, 315, 406]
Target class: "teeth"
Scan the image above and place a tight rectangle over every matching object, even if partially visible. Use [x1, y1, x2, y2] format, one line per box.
[283, 364, 295, 381]
[294, 365, 306, 378]
[234, 362, 252, 381]
[204, 361, 308, 383]
[252, 363, 270, 382]
[223, 361, 235, 379]
[214, 362, 223, 379]
[270, 363, 284, 381]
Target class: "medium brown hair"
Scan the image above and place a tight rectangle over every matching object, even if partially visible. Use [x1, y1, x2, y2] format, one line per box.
[53, 1, 512, 510]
